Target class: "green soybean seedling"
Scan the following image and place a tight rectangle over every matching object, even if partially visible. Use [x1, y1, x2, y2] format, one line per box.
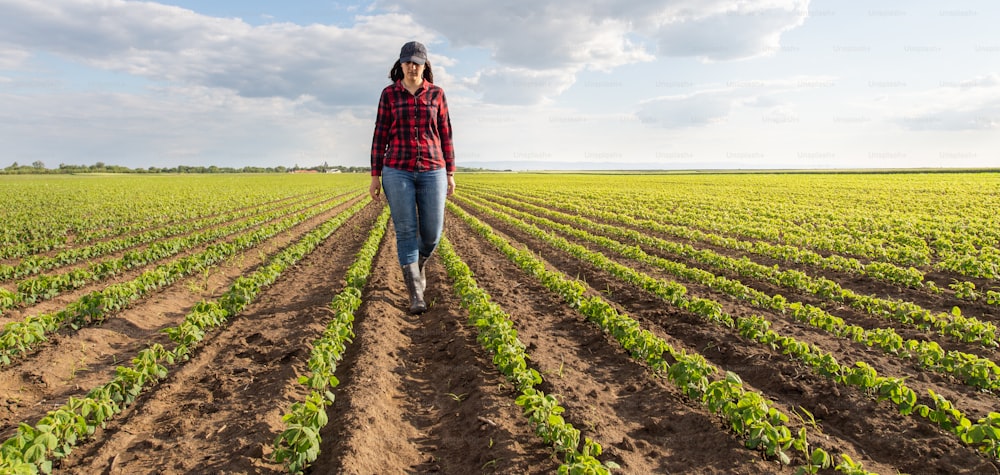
[792, 406, 821, 431]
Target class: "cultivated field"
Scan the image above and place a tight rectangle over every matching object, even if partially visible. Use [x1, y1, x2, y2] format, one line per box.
[1, 172, 999, 474]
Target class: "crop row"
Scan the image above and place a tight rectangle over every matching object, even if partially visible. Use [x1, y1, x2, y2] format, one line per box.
[468, 190, 999, 347]
[466, 186, 1000, 309]
[0, 197, 370, 474]
[0, 192, 364, 367]
[473, 182, 938, 267]
[458, 193, 1000, 393]
[0, 191, 322, 284]
[271, 203, 618, 474]
[0, 176, 324, 259]
[450, 197, 1000, 462]
[437, 235, 617, 474]
[272, 206, 390, 473]
[446, 202, 886, 473]
[464, 186, 927, 289]
[462, 174, 1000, 279]
[0, 192, 341, 314]
[0, 176, 356, 259]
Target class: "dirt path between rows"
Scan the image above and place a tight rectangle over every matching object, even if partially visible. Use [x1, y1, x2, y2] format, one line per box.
[315, 212, 555, 474]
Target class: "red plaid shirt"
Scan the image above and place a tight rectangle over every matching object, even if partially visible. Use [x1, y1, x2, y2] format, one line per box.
[370, 80, 455, 176]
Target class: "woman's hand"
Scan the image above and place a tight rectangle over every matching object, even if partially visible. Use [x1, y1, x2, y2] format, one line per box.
[447, 174, 456, 196]
[369, 175, 382, 200]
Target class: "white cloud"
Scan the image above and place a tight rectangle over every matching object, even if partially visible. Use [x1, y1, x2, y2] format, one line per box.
[643, 0, 809, 61]
[635, 76, 835, 128]
[636, 90, 735, 128]
[1, 0, 995, 171]
[1, 0, 808, 109]
[387, 0, 807, 66]
[894, 74, 1000, 131]
[0, 48, 30, 69]
[463, 67, 576, 105]
[0, 86, 370, 166]
[0, 0, 439, 106]
[380, 0, 652, 70]
[379, 0, 808, 104]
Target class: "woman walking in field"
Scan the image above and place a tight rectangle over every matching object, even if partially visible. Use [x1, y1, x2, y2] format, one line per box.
[369, 40, 456, 314]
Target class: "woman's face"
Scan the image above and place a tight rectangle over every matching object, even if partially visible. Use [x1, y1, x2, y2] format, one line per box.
[402, 61, 424, 82]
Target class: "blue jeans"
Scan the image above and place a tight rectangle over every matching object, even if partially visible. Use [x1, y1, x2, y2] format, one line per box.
[381, 166, 448, 266]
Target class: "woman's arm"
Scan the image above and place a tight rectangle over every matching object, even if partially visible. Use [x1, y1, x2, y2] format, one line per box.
[370, 88, 392, 177]
[437, 89, 455, 176]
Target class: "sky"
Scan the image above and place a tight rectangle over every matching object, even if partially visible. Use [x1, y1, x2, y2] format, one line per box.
[0, 0, 998, 171]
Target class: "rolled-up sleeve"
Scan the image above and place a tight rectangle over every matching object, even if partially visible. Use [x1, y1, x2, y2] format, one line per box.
[370, 89, 392, 176]
[438, 90, 455, 174]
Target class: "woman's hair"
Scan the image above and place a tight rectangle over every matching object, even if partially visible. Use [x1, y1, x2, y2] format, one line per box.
[389, 60, 434, 83]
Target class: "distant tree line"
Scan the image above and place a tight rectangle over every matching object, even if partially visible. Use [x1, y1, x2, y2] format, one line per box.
[1, 161, 371, 175]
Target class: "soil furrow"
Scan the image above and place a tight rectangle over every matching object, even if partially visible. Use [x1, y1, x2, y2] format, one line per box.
[318, 219, 555, 474]
[444, 214, 787, 474]
[497, 198, 1000, 417]
[0, 193, 350, 326]
[457, 201, 999, 474]
[0, 197, 364, 440]
[474, 191, 1000, 325]
[55, 200, 380, 474]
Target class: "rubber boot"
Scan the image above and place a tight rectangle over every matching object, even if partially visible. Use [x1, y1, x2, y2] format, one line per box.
[402, 262, 427, 314]
[417, 254, 429, 290]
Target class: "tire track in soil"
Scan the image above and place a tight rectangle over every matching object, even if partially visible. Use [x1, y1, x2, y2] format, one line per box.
[442, 215, 787, 475]
[459, 201, 1000, 475]
[34, 200, 376, 474]
[0, 195, 366, 440]
[317, 218, 556, 474]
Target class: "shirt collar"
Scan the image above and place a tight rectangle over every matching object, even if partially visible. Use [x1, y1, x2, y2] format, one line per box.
[394, 79, 431, 93]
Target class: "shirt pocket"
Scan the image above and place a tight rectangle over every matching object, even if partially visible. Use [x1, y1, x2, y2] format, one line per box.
[416, 95, 438, 134]
[390, 96, 413, 127]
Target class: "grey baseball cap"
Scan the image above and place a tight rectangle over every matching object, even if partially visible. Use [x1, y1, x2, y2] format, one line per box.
[399, 41, 427, 65]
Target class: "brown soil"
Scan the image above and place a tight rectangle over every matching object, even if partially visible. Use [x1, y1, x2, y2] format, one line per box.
[2, 192, 998, 475]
